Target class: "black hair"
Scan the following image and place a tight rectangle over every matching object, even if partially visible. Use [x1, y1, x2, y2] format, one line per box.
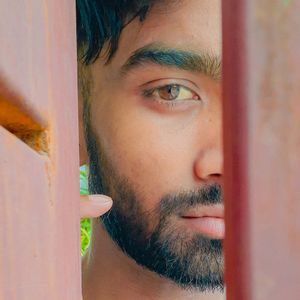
[76, 0, 156, 64]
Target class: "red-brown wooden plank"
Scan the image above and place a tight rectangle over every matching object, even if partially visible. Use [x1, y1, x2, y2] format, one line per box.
[223, 1, 300, 299]
[0, 1, 50, 127]
[0, 0, 80, 299]
[46, 0, 81, 297]
[0, 127, 52, 299]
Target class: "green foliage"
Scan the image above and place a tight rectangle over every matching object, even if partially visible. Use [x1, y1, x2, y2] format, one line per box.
[80, 218, 91, 256]
[80, 166, 91, 256]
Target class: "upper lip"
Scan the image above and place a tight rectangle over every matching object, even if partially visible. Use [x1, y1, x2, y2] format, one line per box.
[180, 205, 224, 219]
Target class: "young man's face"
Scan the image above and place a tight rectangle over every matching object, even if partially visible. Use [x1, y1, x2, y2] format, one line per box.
[83, 0, 223, 292]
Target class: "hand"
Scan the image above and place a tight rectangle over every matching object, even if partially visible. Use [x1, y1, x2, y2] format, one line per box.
[80, 194, 113, 218]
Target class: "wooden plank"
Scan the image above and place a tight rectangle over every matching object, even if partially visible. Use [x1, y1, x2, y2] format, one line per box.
[46, 0, 81, 297]
[0, 0, 81, 299]
[0, 1, 49, 127]
[0, 127, 52, 299]
[223, 0, 300, 299]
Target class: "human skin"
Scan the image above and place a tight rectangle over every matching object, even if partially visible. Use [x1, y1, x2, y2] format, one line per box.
[79, 0, 225, 299]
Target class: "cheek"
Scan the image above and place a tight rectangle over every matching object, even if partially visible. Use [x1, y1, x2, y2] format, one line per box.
[109, 130, 187, 210]
[94, 103, 203, 211]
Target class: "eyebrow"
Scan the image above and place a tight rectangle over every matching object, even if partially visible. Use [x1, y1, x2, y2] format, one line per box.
[121, 43, 222, 81]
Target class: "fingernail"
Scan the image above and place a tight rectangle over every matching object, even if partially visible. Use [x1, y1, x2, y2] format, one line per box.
[89, 194, 112, 204]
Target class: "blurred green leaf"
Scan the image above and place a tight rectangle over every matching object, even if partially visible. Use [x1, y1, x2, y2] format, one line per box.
[80, 165, 91, 255]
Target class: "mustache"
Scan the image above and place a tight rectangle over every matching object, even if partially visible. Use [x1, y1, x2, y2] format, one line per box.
[157, 183, 223, 217]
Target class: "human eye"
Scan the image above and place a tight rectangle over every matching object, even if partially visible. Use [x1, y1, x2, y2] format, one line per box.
[142, 84, 200, 102]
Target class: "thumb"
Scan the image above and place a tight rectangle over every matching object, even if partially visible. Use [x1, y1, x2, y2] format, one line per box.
[80, 194, 113, 219]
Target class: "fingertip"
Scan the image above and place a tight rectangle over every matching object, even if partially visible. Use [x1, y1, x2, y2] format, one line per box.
[89, 194, 113, 205]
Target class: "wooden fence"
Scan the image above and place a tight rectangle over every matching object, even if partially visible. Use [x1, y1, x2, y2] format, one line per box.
[0, 1, 81, 299]
[1, 0, 300, 299]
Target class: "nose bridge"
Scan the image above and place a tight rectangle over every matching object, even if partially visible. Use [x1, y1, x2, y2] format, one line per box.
[194, 113, 223, 181]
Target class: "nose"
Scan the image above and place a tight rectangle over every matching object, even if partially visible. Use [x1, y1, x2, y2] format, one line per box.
[194, 137, 223, 181]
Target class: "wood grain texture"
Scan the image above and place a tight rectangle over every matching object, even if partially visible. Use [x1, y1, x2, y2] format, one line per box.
[0, 0, 81, 299]
[223, 0, 300, 299]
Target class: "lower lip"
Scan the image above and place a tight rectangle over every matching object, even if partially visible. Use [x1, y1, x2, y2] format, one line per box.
[181, 217, 225, 239]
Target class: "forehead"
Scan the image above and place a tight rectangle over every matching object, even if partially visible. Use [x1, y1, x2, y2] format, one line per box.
[110, 0, 222, 67]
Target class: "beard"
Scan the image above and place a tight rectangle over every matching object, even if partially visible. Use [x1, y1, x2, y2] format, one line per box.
[85, 112, 224, 293]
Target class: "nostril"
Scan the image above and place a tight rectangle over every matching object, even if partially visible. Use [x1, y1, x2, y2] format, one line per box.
[210, 173, 222, 177]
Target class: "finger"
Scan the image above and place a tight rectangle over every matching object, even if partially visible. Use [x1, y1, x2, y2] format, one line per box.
[80, 194, 113, 219]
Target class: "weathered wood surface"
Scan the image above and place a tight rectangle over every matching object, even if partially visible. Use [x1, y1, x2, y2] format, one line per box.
[0, 1, 81, 299]
[223, 0, 300, 299]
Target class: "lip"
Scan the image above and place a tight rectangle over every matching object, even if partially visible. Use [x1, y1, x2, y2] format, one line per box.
[180, 204, 224, 219]
[180, 205, 225, 239]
